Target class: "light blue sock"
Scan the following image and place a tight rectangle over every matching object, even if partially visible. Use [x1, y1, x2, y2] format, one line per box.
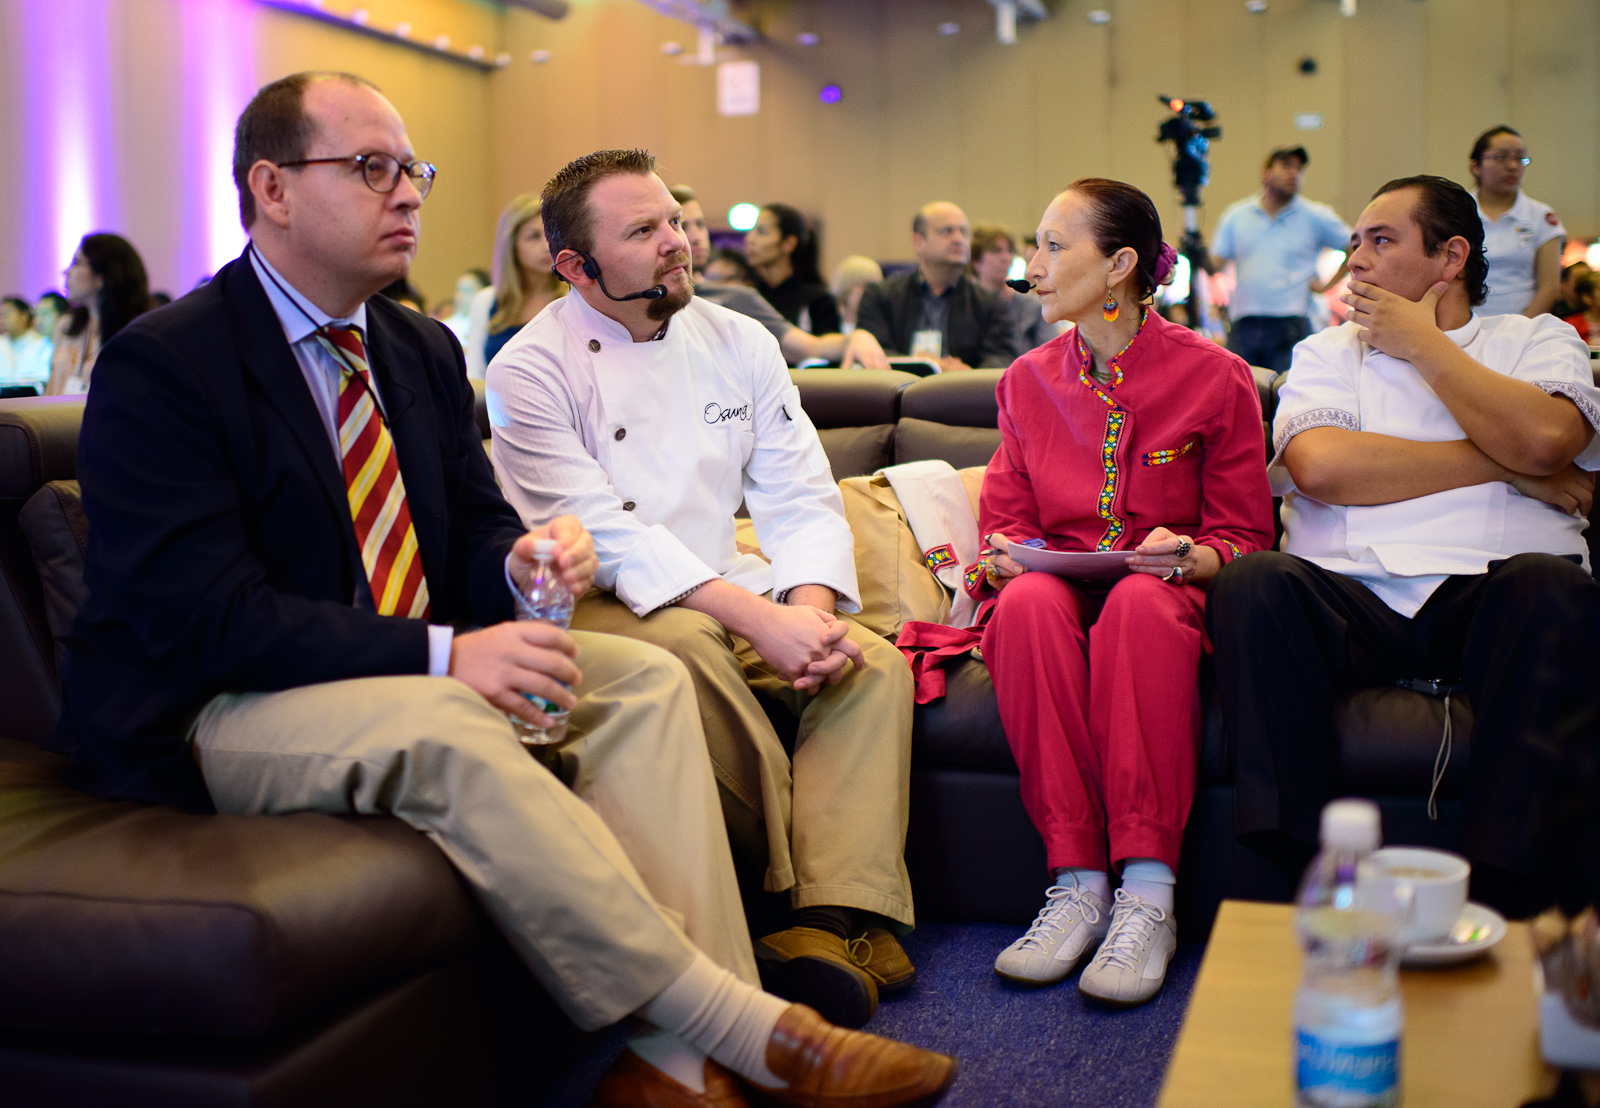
[1119, 858, 1175, 913]
[1053, 867, 1111, 903]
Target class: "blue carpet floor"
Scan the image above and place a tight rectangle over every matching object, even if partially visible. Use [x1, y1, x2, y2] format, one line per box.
[533, 922, 1205, 1106]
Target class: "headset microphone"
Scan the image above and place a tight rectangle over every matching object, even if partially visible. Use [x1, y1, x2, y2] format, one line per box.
[572, 252, 668, 302]
[1006, 278, 1036, 294]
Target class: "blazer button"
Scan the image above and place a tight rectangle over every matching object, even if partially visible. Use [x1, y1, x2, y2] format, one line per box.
[622, 500, 636, 511]
[588, 339, 601, 352]
[614, 427, 626, 441]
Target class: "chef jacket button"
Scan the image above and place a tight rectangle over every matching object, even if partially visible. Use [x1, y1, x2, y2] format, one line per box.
[614, 427, 626, 441]
[622, 500, 636, 511]
[588, 339, 601, 353]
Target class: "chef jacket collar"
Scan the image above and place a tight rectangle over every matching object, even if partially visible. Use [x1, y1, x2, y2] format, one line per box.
[565, 284, 674, 344]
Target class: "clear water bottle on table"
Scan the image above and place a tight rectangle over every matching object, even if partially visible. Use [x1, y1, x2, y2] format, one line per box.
[1293, 798, 1412, 1108]
[509, 539, 575, 747]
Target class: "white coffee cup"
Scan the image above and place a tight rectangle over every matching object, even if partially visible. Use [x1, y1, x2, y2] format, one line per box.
[1373, 846, 1470, 945]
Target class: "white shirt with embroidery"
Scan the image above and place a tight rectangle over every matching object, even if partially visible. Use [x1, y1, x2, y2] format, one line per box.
[1270, 313, 1600, 616]
[485, 289, 860, 617]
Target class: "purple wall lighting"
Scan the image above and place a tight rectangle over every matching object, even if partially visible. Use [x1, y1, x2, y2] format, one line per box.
[181, 0, 257, 281]
[819, 84, 842, 105]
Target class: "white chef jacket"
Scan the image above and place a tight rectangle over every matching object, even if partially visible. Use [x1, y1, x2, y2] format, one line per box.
[1270, 313, 1600, 617]
[1474, 189, 1565, 318]
[486, 289, 861, 618]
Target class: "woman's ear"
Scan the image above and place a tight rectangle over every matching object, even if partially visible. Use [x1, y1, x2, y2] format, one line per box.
[1106, 245, 1139, 289]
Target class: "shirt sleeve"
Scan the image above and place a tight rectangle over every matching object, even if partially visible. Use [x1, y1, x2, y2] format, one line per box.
[1532, 203, 1567, 251]
[486, 347, 720, 617]
[1196, 362, 1276, 567]
[712, 285, 791, 343]
[1514, 315, 1600, 471]
[1318, 204, 1353, 252]
[1268, 328, 1362, 494]
[967, 372, 1047, 600]
[740, 333, 863, 611]
[1210, 207, 1237, 262]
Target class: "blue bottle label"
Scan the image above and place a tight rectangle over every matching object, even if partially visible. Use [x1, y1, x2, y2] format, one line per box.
[1296, 1030, 1399, 1105]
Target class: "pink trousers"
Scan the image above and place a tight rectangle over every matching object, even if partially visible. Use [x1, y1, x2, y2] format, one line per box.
[981, 570, 1207, 874]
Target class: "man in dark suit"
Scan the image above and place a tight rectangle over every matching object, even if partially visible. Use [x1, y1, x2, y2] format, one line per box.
[60, 71, 955, 1108]
[855, 201, 1020, 372]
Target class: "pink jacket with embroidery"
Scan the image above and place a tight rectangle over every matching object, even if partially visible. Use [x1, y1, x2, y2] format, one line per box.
[964, 310, 1274, 601]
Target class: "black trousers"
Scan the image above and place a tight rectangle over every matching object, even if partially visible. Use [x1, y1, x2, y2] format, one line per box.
[1226, 315, 1312, 373]
[1207, 551, 1600, 907]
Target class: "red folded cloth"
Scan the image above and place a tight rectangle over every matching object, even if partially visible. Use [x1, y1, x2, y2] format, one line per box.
[896, 619, 985, 704]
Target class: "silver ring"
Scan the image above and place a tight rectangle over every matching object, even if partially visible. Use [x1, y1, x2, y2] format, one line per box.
[1174, 538, 1193, 559]
[1164, 566, 1184, 585]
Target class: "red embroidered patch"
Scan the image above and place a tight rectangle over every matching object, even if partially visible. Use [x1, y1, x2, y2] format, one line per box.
[1546, 212, 1560, 226]
[924, 544, 957, 572]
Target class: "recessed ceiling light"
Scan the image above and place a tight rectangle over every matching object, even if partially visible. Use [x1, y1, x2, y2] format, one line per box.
[938, 22, 960, 35]
[819, 84, 842, 104]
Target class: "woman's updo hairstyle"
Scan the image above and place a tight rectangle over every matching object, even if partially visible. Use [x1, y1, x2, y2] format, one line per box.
[1066, 178, 1170, 300]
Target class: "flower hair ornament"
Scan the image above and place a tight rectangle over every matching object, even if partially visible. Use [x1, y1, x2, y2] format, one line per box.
[1151, 242, 1180, 286]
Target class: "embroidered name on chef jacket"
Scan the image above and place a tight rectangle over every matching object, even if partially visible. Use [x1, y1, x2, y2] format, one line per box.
[703, 403, 752, 425]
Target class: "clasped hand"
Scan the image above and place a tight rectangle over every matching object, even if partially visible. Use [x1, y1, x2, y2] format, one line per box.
[1342, 280, 1450, 363]
[746, 602, 865, 696]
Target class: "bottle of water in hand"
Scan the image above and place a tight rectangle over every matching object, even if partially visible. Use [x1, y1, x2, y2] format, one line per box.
[1293, 798, 1410, 1108]
[510, 539, 575, 747]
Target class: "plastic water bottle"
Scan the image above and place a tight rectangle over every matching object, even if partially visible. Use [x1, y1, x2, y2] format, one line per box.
[1293, 798, 1410, 1108]
[509, 539, 574, 747]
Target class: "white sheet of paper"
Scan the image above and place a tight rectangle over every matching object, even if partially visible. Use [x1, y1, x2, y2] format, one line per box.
[1002, 541, 1133, 580]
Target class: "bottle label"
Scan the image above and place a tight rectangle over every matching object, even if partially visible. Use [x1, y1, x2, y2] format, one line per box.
[1295, 1030, 1399, 1106]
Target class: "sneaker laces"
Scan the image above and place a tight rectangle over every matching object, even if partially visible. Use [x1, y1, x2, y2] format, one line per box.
[1095, 888, 1167, 971]
[1014, 884, 1101, 952]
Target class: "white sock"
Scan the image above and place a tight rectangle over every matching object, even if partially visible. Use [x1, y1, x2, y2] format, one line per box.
[639, 951, 790, 1090]
[1053, 867, 1111, 903]
[1119, 858, 1176, 913]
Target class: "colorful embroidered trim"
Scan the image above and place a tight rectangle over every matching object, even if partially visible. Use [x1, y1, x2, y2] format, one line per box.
[1272, 407, 1359, 459]
[1095, 409, 1128, 551]
[1222, 539, 1244, 562]
[1142, 439, 1197, 466]
[924, 544, 957, 573]
[1072, 307, 1147, 405]
[964, 562, 985, 593]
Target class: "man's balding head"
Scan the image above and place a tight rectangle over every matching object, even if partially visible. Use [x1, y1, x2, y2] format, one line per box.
[912, 202, 971, 274]
[233, 71, 379, 228]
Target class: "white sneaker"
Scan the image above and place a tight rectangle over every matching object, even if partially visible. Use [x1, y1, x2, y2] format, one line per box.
[993, 884, 1110, 985]
[1077, 888, 1177, 1006]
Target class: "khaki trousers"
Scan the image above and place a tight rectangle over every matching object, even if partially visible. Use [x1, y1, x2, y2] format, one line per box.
[191, 632, 756, 1031]
[570, 591, 915, 926]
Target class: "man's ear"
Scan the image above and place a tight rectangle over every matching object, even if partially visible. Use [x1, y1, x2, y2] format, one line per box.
[1438, 235, 1472, 285]
[553, 249, 595, 289]
[248, 160, 292, 231]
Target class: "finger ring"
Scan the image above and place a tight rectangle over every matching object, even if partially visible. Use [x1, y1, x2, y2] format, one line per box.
[1174, 538, 1193, 559]
[1162, 567, 1178, 582]
[1164, 566, 1184, 585]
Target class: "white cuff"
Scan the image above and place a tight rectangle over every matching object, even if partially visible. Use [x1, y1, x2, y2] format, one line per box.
[427, 624, 454, 677]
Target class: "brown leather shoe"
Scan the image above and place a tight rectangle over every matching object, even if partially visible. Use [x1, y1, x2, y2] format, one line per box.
[751, 1003, 957, 1108]
[755, 927, 878, 1029]
[589, 1048, 751, 1108]
[848, 927, 917, 994]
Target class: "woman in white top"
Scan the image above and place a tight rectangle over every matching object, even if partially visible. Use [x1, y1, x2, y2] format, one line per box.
[47, 233, 152, 395]
[1470, 126, 1565, 318]
[464, 194, 564, 378]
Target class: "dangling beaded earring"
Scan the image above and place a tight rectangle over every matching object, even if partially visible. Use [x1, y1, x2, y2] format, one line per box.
[1102, 292, 1120, 323]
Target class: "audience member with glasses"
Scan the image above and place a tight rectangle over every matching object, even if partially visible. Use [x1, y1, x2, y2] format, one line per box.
[1469, 125, 1566, 318]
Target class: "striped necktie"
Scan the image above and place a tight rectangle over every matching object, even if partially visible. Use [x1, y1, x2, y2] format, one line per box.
[313, 324, 431, 619]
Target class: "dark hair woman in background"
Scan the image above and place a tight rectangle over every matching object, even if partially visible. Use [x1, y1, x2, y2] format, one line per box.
[969, 179, 1272, 1006]
[47, 232, 152, 395]
[1469, 125, 1565, 318]
[745, 203, 840, 335]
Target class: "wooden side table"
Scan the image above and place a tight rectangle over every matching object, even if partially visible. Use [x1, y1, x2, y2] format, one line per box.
[1158, 899, 1558, 1107]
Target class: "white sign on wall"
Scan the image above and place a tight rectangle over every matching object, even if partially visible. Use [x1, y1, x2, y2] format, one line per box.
[1294, 113, 1324, 130]
[717, 61, 760, 117]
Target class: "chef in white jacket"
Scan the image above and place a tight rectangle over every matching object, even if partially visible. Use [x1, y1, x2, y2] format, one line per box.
[486, 149, 916, 1030]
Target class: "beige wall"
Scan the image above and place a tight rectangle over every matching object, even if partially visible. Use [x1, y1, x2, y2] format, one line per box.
[2, 0, 1596, 303]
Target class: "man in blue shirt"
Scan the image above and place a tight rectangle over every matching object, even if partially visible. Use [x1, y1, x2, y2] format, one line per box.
[1210, 147, 1351, 371]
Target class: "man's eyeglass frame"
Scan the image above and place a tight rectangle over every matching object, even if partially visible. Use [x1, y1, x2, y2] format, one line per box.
[277, 153, 437, 198]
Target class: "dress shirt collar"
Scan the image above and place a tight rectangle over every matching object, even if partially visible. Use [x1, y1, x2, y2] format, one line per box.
[1253, 192, 1304, 220]
[564, 283, 673, 343]
[248, 245, 367, 346]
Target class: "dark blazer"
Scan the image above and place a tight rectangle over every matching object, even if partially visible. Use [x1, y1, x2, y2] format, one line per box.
[855, 270, 1020, 368]
[59, 253, 525, 811]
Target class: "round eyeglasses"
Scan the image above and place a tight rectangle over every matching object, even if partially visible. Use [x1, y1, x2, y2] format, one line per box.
[1481, 152, 1531, 166]
[278, 152, 437, 199]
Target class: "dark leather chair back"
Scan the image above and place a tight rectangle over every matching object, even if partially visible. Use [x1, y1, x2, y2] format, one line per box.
[894, 370, 1003, 469]
[790, 369, 920, 479]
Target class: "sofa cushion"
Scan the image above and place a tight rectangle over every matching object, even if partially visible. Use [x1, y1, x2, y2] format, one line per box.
[18, 480, 88, 671]
[912, 656, 1013, 773]
[815, 425, 895, 480]
[898, 371, 1002, 428]
[894, 419, 1002, 470]
[0, 738, 482, 1039]
[790, 369, 918, 428]
[1335, 687, 1472, 797]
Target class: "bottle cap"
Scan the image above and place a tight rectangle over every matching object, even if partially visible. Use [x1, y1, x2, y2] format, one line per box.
[532, 539, 557, 558]
[1320, 798, 1381, 852]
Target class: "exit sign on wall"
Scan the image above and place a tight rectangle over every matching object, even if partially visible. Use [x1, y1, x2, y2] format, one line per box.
[718, 61, 760, 116]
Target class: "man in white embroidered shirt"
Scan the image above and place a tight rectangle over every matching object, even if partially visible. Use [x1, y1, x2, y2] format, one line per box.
[1209, 175, 1600, 918]
[487, 150, 916, 1030]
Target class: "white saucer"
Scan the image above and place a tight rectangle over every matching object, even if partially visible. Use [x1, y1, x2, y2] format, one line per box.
[1401, 902, 1508, 967]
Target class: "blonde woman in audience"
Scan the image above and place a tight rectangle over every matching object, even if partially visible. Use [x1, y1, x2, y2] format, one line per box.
[465, 194, 565, 378]
[47, 233, 152, 395]
[830, 255, 882, 335]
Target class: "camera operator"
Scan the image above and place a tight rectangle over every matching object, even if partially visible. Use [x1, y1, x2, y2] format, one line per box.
[1208, 147, 1351, 371]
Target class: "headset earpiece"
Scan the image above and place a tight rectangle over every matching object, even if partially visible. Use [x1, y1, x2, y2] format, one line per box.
[580, 253, 601, 281]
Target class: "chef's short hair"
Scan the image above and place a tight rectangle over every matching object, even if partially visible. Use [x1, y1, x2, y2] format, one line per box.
[541, 149, 657, 261]
[1371, 175, 1488, 307]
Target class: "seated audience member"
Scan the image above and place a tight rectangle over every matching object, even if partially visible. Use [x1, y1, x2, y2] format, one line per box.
[64, 74, 952, 1108]
[379, 277, 424, 313]
[672, 185, 886, 369]
[856, 202, 1020, 371]
[1562, 270, 1599, 343]
[0, 296, 51, 389]
[830, 255, 882, 334]
[1471, 126, 1565, 318]
[704, 247, 756, 285]
[465, 193, 564, 378]
[1209, 175, 1600, 917]
[1551, 260, 1592, 320]
[436, 267, 488, 339]
[970, 223, 1055, 352]
[746, 203, 840, 335]
[34, 290, 67, 343]
[966, 180, 1271, 1005]
[489, 150, 918, 1031]
[47, 231, 151, 395]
